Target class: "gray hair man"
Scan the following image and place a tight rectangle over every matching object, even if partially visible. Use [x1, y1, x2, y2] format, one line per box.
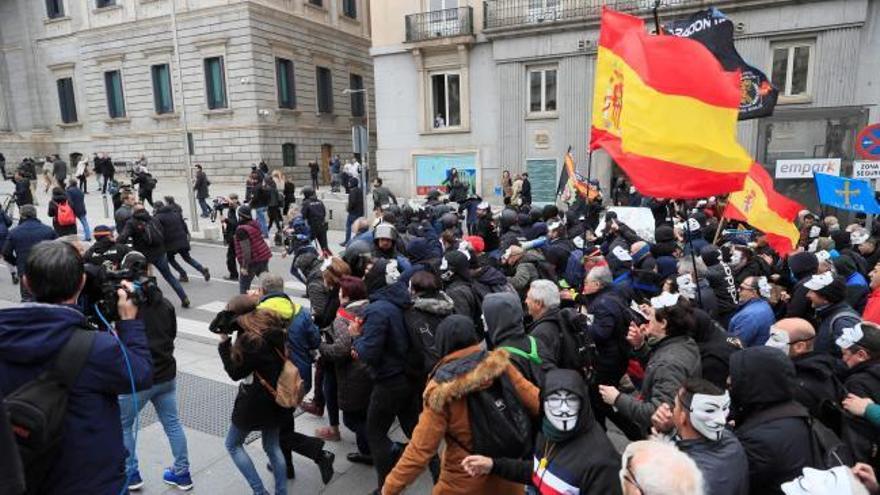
[526, 279, 564, 374]
[621, 440, 705, 495]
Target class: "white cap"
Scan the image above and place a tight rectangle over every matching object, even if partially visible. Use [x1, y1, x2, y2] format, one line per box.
[650, 292, 681, 309]
[851, 229, 870, 246]
[804, 271, 834, 291]
[836, 323, 865, 350]
[611, 245, 632, 262]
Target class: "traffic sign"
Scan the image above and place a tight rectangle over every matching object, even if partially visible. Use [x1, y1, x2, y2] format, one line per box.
[853, 161, 880, 179]
[857, 124, 880, 160]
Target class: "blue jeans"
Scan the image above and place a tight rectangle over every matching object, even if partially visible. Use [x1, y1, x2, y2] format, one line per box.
[151, 253, 188, 302]
[198, 197, 211, 217]
[77, 215, 91, 241]
[225, 424, 287, 495]
[255, 207, 269, 238]
[343, 213, 357, 244]
[168, 248, 206, 277]
[239, 260, 269, 294]
[119, 379, 189, 477]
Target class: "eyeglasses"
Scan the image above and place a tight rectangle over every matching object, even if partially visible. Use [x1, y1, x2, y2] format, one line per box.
[545, 396, 580, 409]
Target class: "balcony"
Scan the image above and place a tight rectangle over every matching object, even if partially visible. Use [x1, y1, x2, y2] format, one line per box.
[405, 7, 474, 43]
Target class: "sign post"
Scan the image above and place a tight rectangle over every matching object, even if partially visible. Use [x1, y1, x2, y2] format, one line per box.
[856, 124, 880, 160]
[853, 160, 880, 227]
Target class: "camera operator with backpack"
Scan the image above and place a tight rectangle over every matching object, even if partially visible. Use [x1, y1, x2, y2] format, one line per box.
[0, 240, 153, 494]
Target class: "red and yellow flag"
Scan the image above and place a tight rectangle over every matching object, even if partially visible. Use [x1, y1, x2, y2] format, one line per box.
[725, 163, 803, 255]
[590, 8, 753, 198]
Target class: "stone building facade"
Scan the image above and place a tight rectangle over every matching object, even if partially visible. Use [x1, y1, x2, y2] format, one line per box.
[371, 0, 880, 210]
[0, 0, 374, 183]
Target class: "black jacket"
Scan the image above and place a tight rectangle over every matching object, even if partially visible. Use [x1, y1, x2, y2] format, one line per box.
[705, 261, 739, 319]
[141, 296, 177, 384]
[444, 278, 482, 335]
[730, 347, 816, 495]
[491, 369, 622, 495]
[584, 288, 630, 384]
[301, 196, 327, 233]
[483, 292, 543, 386]
[154, 205, 190, 253]
[403, 293, 456, 374]
[117, 209, 165, 261]
[528, 306, 567, 375]
[194, 171, 210, 199]
[223, 204, 239, 243]
[677, 430, 749, 495]
[842, 361, 880, 469]
[347, 186, 364, 216]
[792, 352, 847, 431]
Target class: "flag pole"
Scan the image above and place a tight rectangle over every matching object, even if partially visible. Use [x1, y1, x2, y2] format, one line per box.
[687, 234, 704, 309]
[653, 0, 663, 35]
[713, 216, 727, 245]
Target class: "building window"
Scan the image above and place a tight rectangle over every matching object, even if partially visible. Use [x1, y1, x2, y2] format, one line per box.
[282, 143, 296, 167]
[528, 68, 557, 113]
[349, 73, 364, 117]
[96, 0, 116, 8]
[46, 0, 64, 18]
[342, 0, 357, 18]
[431, 72, 461, 128]
[151, 64, 174, 115]
[527, 0, 561, 23]
[56, 78, 78, 124]
[771, 41, 813, 99]
[276, 58, 296, 109]
[316, 66, 333, 114]
[104, 70, 126, 118]
[204, 57, 228, 109]
[308, 0, 323, 6]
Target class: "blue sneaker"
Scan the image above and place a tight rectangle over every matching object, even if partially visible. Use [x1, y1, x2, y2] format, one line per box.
[163, 468, 194, 491]
[127, 471, 144, 491]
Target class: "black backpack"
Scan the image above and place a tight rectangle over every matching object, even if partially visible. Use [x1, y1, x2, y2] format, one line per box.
[454, 373, 533, 459]
[3, 330, 96, 494]
[808, 416, 854, 469]
[557, 308, 599, 384]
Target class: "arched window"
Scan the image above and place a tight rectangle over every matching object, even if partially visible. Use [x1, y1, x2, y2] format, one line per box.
[282, 143, 296, 167]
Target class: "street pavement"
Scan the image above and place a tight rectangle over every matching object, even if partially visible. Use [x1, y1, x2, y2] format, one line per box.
[0, 179, 434, 494]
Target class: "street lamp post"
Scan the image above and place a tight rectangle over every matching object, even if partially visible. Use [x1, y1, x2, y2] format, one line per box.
[170, 0, 199, 232]
[343, 87, 370, 214]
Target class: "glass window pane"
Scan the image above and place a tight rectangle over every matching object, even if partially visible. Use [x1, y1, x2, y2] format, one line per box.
[105, 71, 125, 118]
[152, 65, 173, 114]
[276, 58, 296, 109]
[447, 74, 460, 126]
[431, 74, 446, 127]
[529, 71, 542, 112]
[544, 69, 557, 111]
[771, 48, 789, 94]
[205, 57, 227, 109]
[57, 78, 77, 124]
[350, 74, 364, 117]
[791, 46, 810, 96]
[317, 67, 333, 113]
[282, 143, 296, 167]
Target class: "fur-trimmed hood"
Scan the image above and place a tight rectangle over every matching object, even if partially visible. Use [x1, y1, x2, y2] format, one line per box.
[426, 346, 511, 413]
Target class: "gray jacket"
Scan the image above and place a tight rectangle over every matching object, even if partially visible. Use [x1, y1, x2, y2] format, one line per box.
[615, 335, 701, 433]
[677, 430, 749, 495]
[372, 186, 397, 207]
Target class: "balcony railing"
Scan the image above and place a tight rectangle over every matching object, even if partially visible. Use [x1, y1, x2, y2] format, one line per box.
[484, 0, 709, 30]
[405, 6, 474, 43]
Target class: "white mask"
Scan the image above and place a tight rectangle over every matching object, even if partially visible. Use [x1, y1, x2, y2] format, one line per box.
[781, 466, 855, 495]
[544, 390, 581, 432]
[729, 250, 743, 267]
[677, 274, 697, 300]
[385, 259, 401, 285]
[689, 392, 730, 441]
[765, 327, 791, 355]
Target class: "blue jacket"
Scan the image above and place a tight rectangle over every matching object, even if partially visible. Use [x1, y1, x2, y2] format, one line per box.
[847, 272, 868, 287]
[354, 282, 412, 382]
[0, 304, 153, 495]
[0, 209, 12, 242]
[287, 305, 320, 393]
[65, 186, 86, 217]
[2, 218, 57, 273]
[728, 298, 775, 347]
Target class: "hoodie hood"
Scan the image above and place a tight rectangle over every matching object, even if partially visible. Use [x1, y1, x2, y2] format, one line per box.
[475, 265, 508, 288]
[435, 314, 479, 358]
[257, 293, 296, 321]
[132, 209, 152, 222]
[427, 348, 510, 412]
[0, 304, 88, 365]
[368, 280, 411, 308]
[411, 292, 455, 316]
[542, 368, 594, 434]
[730, 346, 795, 411]
[482, 292, 525, 348]
[406, 237, 433, 264]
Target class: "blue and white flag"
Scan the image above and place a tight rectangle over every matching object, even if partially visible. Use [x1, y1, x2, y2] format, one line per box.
[814, 172, 880, 213]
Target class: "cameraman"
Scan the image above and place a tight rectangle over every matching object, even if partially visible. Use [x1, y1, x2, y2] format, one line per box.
[222, 193, 241, 281]
[0, 240, 153, 494]
[117, 252, 193, 491]
[84, 225, 131, 268]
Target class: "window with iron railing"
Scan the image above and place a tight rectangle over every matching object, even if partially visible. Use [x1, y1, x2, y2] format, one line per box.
[405, 6, 474, 42]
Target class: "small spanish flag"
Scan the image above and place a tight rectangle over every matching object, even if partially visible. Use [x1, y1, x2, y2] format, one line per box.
[590, 8, 753, 198]
[725, 163, 803, 255]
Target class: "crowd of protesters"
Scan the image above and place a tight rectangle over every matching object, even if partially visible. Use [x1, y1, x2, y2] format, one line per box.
[8, 154, 880, 495]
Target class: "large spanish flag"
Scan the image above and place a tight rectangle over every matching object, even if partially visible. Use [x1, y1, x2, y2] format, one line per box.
[725, 163, 803, 255]
[590, 8, 753, 198]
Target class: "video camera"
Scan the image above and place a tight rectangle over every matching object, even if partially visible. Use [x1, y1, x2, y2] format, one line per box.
[84, 251, 159, 323]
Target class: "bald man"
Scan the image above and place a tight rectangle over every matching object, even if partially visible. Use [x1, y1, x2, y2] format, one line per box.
[766, 318, 846, 429]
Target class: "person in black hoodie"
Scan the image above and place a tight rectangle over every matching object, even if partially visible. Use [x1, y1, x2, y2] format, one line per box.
[483, 292, 543, 386]
[765, 317, 846, 432]
[785, 251, 820, 324]
[833, 229, 869, 276]
[153, 200, 210, 283]
[403, 271, 455, 379]
[440, 250, 483, 335]
[701, 245, 739, 327]
[301, 186, 330, 256]
[222, 193, 241, 280]
[343, 178, 364, 246]
[729, 346, 816, 495]
[462, 369, 622, 495]
[118, 252, 193, 490]
[838, 321, 880, 471]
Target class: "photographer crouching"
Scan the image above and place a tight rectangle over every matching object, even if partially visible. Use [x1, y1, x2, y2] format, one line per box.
[0, 240, 153, 494]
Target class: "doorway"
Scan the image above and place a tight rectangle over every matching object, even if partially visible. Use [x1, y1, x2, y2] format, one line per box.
[321, 144, 333, 186]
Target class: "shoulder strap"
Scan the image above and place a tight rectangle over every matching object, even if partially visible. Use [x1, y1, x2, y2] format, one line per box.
[502, 336, 542, 365]
[50, 329, 97, 388]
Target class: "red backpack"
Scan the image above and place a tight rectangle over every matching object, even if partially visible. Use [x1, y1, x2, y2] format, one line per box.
[56, 201, 75, 227]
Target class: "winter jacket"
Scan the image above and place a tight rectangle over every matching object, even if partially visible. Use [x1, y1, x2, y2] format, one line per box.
[372, 186, 397, 207]
[383, 346, 540, 495]
[705, 261, 739, 319]
[845, 273, 870, 314]
[219, 321, 288, 430]
[301, 196, 327, 233]
[615, 335, 702, 434]
[584, 288, 631, 384]
[677, 430, 749, 495]
[300, 259, 338, 329]
[194, 170, 210, 199]
[403, 292, 456, 374]
[483, 292, 543, 386]
[727, 298, 775, 347]
[320, 300, 372, 412]
[13, 177, 32, 206]
[234, 220, 272, 267]
[509, 251, 547, 296]
[117, 209, 165, 261]
[842, 361, 880, 469]
[730, 347, 816, 495]
[141, 296, 178, 384]
[0, 304, 152, 495]
[2, 218, 56, 274]
[792, 351, 847, 431]
[864, 287, 880, 325]
[815, 302, 861, 355]
[255, 294, 321, 393]
[734, 256, 772, 286]
[471, 265, 515, 300]
[445, 278, 482, 333]
[52, 159, 67, 181]
[353, 282, 412, 382]
[65, 186, 86, 217]
[490, 369, 622, 495]
[347, 186, 364, 216]
[527, 306, 567, 375]
[114, 204, 133, 231]
[47, 193, 77, 236]
[154, 204, 190, 253]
